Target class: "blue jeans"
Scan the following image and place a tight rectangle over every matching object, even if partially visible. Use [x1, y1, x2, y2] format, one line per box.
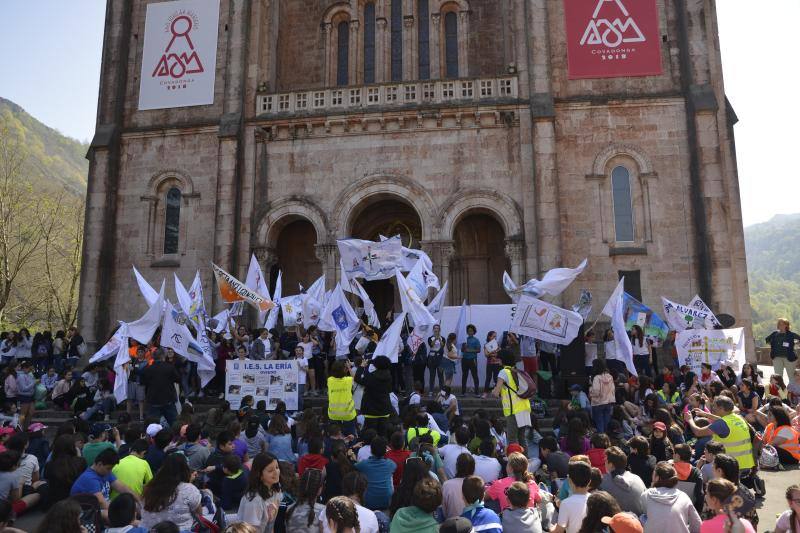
[149, 403, 178, 427]
[592, 403, 613, 434]
[81, 397, 116, 420]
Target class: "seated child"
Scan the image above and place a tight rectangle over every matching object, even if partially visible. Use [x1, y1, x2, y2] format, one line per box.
[501, 481, 542, 533]
[460, 476, 502, 533]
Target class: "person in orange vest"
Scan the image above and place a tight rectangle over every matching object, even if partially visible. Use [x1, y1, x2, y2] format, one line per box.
[763, 406, 800, 465]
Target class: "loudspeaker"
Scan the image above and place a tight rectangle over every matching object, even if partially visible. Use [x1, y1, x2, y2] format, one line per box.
[559, 324, 587, 378]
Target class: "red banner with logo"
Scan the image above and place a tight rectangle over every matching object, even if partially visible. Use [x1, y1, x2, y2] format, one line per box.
[564, 0, 662, 79]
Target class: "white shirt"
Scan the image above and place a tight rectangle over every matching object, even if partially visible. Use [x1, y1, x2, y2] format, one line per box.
[557, 493, 589, 533]
[319, 502, 379, 533]
[439, 444, 471, 478]
[296, 357, 308, 385]
[604, 340, 618, 361]
[584, 343, 598, 367]
[440, 393, 460, 415]
[356, 445, 372, 462]
[473, 455, 501, 483]
[409, 392, 422, 406]
[631, 339, 649, 356]
[16, 453, 39, 486]
[390, 392, 399, 415]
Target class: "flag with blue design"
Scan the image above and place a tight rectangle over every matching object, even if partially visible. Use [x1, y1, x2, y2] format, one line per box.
[319, 284, 361, 352]
[338, 236, 403, 281]
[623, 292, 668, 343]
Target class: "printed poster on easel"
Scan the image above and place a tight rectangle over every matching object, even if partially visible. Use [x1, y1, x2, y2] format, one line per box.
[225, 360, 299, 411]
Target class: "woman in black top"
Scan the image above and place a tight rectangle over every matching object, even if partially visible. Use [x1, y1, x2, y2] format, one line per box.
[45, 435, 87, 506]
[766, 318, 800, 383]
[354, 355, 393, 436]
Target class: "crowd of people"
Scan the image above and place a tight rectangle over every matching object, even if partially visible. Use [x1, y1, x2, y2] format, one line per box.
[0, 315, 797, 533]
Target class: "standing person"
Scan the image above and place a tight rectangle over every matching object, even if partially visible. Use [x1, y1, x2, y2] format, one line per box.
[52, 331, 67, 372]
[766, 318, 800, 384]
[15, 361, 36, 430]
[298, 332, 317, 396]
[237, 453, 282, 533]
[519, 334, 538, 376]
[327, 360, 358, 437]
[66, 327, 84, 368]
[538, 340, 558, 374]
[411, 341, 428, 393]
[631, 325, 652, 377]
[589, 359, 616, 434]
[294, 345, 309, 411]
[252, 329, 272, 361]
[460, 325, 481, 397]
[442, 334, 460, 388]
[491, 350, 532, 445]
[3, 362, 17, 408]
[354, 356, 393, 435]
[426, 325, 445, 394]
[140, 348, 181, 427]
[482, 331, 500, 399]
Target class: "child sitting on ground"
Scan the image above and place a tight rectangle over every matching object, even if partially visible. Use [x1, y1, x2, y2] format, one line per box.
[106, 493, 148, 533]
[501, 481, 542, 533]
[460, 475, 502, 533]
[627, 436, 656, 488]
[586, 433, 610, 474]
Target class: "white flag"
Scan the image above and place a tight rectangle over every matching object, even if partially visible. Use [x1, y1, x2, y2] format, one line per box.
[128, 284, 165, 344]
[280, 295, 305, 327]
[352, 277, 380, 328]
[264, 271, 282, 330]
[112, 325, 132, 404]
[409, 281, 449, 344]
[210, 309, 230, 334]
[379, 234, 433, 273]
[503, 271, 519, 303]
[406, 258, 440, 300]
[174, 273, 195, 318]
[90, 323, 129, 364]
[338, 236, 403, 281]
[133, 266, 160, 307]
[455, 300, 468, 351]
[246, 254, 271, 324]
[601, 278, 636, 376]
[510, 295, 583, 345]
[319, 284, 361, 355]
[375, 312, 406, 363]
[162, 303, 213, 370]
[396, 269, 437, 327]
[507, 259, 589, 299]
[662, 295, 720, 332]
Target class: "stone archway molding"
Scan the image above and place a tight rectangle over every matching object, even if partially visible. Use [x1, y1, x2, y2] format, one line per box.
[255, 196, 330, 247]
[591, 143, 654, 175]
[439, 188, 524, 240]
[332, 173, 438, 240]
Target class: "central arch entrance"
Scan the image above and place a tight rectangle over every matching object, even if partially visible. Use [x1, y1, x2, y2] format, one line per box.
[349, 196, 423, 321]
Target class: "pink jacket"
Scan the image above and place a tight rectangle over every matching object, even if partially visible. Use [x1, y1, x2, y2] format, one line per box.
[590, 373, 616, 406]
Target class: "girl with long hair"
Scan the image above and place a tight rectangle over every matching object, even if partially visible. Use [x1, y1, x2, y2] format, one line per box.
[140, 454, 202, 531]
[775, 484, 800, 533]
[630, 325, 653, 377]
[577, 490, 621, 533]
[560, 417, 590, 457]
[265, 414, 295, 463]
[325, 496, 360, 533]
[44, 434, 87, 505]
[641, 462, 701, 532]
[442, 333, 459, 387]
[237, 453, 282, 533]
[482, 330, 500, 397]
[33, 498, 83, 533]
[285, 468, 325, 533]
[389, 457, 429, 515]
[484, 452, 540, 511]
[325, 439, 355, 500]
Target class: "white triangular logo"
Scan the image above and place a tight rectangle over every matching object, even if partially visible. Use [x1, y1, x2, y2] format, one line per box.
[580, 0, 646, 48]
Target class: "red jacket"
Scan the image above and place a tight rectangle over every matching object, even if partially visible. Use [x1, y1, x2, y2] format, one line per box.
[297, 453, 329, 475]
[385, 448, 411, 487]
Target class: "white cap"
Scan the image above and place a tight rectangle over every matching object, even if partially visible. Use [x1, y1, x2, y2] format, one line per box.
[146, 423, 163, 438]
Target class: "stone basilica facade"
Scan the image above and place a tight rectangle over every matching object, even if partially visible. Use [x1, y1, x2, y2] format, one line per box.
[80, 0, 752, 346]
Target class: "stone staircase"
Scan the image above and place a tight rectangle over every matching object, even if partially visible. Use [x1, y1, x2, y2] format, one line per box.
[29, 393, 563, 435]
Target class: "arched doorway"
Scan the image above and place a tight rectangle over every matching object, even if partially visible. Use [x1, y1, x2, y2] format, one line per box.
[451, 213, 510, 304]
[349, 197, 423, 320]
[271, 219, 323, 296]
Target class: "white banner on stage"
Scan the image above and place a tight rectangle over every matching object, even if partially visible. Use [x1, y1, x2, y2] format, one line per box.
[225, 360, 299, 410]
[138, 0, 220, 110]
[509, 296, 583, 345]
[676, 328, 745, 375]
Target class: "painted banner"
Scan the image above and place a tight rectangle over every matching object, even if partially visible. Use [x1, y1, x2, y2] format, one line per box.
[564, 0, 662, 79]
[338, 236, 403, 281]
[138, 0, 220, 110]
[510, 295, 583, 345]
[662, 296, 720, 331]
[623, 293, 668, 345]
[676, 328, 745, 375]
[225, 360, 299, 411]
[212, 263, 274, 312]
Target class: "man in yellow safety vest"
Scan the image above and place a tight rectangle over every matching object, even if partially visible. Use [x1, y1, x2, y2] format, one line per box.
[684, 395, 755, 471]
[327, 359, 358, 437]
[491, 349, 532, 445]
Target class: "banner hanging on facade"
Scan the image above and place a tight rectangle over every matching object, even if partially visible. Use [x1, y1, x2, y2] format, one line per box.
[225, 360, 299, 411]
[564, 0, 662, 79]
[676, 328, 746, 375]
[138, 0, 220, 110]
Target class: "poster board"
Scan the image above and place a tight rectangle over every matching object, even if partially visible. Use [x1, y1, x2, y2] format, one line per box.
[225, 360, 299, 410]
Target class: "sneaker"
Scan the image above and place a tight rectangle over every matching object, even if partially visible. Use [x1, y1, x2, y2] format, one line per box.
[481, 393, 488, 399]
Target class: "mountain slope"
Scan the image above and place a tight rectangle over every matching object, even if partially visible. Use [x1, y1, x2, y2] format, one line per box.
[744, 214, 800, 344]
[0, 97, 88, 195]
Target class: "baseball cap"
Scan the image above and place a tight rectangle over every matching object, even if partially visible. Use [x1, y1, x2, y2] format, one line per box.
[439, 517, 474, 533]
[652, 421, 667, 432]
[27, 423, 48, 433]
[146, 423, 164, 437]
[569, 384, 583, 392]
[90, 423, 111, 438]
[506, 443, 525, 456]
[601, 513, 643, 533]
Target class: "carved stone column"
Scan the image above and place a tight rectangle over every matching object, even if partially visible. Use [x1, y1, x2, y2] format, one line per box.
[315, 243, 339, 289]
[349, 19, 360, 85]
[457, 11, 469, 77]
[403, 16, 415, 80]
[422, 240, 455, 304]
[322, 22, 333, 86]
[376, 18, 388, 82]
[430, 13, 441, 79]
[253, 246, 279, 272]
[504, 239, 525, 287]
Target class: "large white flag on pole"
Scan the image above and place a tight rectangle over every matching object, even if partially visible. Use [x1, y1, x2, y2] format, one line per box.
[128, 284, 165, 344]
[396, 269, 437, 327]
[90, 323, 129, 365]
[245, 254, 272, 325]
[379, 234, 433, 273]
[406, 258, 440, 300]
[302, 276, 326, 328]
[338, 236, 403, 281]
[375, 312, 407, 363]
[455, 300, 468, 352]
[112, 324, 133, 404]
[162, 304, 215, 372]
[407, 282, 449, 352]
[264, 271, 282, 329]
[661, 295, 721, 332]
[133, 266, 160, 307]
[174, 273, 196, 319]
[319, 284, 362, 356]
[506, 259, 588, 299]
[340, 259, 380, 328]
[601, 278, 636, 376]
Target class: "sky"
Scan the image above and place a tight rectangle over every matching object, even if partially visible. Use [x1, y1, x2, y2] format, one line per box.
[0, 1, 797, 227]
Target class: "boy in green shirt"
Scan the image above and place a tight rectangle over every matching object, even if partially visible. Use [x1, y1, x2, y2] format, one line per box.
[111, 439, 152, 497]
[83, 423, 120, 466]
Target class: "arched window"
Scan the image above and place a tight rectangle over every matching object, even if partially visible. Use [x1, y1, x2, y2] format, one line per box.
[418, 0, 430, 80]
[164, 187, 181, 254]
[364, 3, 376, 84]
[391, 0, 403, 81]
[444, 12, 459, 78]
[611, 166, 634, 242]
[337, 21, 350, 86]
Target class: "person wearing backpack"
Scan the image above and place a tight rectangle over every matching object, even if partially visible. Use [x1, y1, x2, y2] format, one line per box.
[491, 350, 532, 445]
[589, 359, 616, 433]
